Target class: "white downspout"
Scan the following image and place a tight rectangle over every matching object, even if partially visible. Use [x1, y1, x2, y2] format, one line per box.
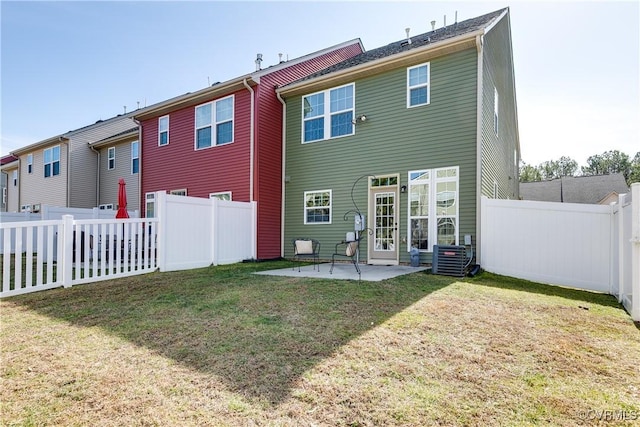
[475, 34, 484, 264]
[242, 79, 255, 201]
[89, 144, 100, 207]
[133, 118, 142, 214]
[276, 90, 286, 258]
[61, 137, 70, 207]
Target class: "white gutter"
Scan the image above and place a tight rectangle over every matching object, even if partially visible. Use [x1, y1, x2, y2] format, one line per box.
[242, 79, 255, 202]
[276, 91, 286, 258]
[475, 34, 484, 264]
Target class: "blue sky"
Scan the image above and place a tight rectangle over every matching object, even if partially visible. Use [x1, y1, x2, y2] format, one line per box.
[1, 0, 638, 166]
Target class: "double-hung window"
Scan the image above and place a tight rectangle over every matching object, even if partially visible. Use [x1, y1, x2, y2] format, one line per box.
[27, 154, 33, 174]
[107, 147, 115, 170]
[408, 166, 458, 251]
[44, 146, 60, 178]
[131, 141, 139, 174]
[302, 83, 354, 143]
[158, 115, 169, 146]
[304, 190, 332, 224]
[407, 63, 430, 107]
[195, 95, 234, 149]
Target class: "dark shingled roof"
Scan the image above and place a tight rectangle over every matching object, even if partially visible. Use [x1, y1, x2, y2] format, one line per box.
[520, 174, 630, 204]
[289, 8, 507, 85]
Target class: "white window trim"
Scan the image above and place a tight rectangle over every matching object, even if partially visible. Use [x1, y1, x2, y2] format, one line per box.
[107, 147, 115, 170]
[98, 203, 114, 210]
[158, 115, 169, 146]
[145, 192, 156, 218]
[27, 153, 33, 174]
[302, 83, 355, 143]
[209, 191, 232, 201]
[407, 62, 430, 108]
[407, 166, 459, 252]
[12, 170, 18, 186]
[303, 189, 332, 225]
[194, 95, 235, 150]
[494, 87, 499, 136]
[170, 189, 187, 196]
[131, 141, 139, 174]
[43, 145, 60, 178]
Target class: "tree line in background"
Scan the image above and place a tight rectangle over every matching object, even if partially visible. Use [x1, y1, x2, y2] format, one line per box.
[520, 150, 640, 185]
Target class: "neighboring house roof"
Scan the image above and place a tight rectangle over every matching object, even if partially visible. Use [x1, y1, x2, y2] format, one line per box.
[520, 174, 630, 204]
[1, 155, 19, 166]
[279, 8, 507, 94]
[91, 126, 139, 148]
[133, 38, 364, 121]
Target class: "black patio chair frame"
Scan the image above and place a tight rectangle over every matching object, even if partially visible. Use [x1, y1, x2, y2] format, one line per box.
[291, 238, 321, 272]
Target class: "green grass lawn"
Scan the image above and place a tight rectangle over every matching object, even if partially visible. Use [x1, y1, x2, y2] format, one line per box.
[1, 260, 639, 426]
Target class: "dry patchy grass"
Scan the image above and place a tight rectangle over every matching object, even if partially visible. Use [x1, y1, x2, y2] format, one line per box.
[1, 261, 639, 426]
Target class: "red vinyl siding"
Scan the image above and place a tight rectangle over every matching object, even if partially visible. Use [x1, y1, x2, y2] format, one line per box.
[140, 41, 363, 260]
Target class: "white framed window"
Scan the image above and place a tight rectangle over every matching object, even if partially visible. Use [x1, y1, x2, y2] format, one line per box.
[131, 141, 139, 174]
[494, 87, 499, 136]
[304, 189, 332, 224]
[170, 189, 187, 196]
[302, 83, 354, 143]
[107, 147, 115, 170]
[98, 203, 114, 210]
[158, 115, 169, 146]
[209, 191, 232, 201]
[145, 192, 155, 218]
[408, 166, 459, 252]
[27, 154, 33, 174]
[2, 187, 7, 205]
[195, 95, 234, 149]
[407, 62, 430, 107]
[12, 170, 18, 186]
[44, 145, 60, 178]
[21, 204, 32, 212]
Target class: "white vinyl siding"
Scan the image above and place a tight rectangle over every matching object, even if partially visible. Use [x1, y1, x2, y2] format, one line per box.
[494, 87, 499, 136]
[27, 154, 33, 174]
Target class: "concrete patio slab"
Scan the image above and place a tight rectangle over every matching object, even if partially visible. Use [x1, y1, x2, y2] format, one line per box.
[255, 262, 430, 282]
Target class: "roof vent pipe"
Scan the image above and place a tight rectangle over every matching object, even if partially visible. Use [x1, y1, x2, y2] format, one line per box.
[444, 15, 447, 27]
[255, 53, 263, 71]
[431, 20, 436, 31]
[405, 27, 411, 44]
[278, 53, 283, 63]
[455, 11, 458, 24]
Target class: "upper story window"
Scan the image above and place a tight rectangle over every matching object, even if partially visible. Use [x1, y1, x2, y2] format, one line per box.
[195, 95, 234, 149]
[209, 191, 232, 201]
[302, 83, 354, 143]
[158, 115, 169, 146]
[407, 63, 430, 108]
[304, 189, 332, 224]
[12, 170, 18, 186]
[43, 145, 60, 178]
[27, 154, 33, 174]
[494, 87, 499, 135]
[131, 141, 139, 174]
[107, 147, 115, 170]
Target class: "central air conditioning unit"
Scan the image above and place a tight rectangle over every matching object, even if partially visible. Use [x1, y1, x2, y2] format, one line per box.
[432, 245, 466, 277]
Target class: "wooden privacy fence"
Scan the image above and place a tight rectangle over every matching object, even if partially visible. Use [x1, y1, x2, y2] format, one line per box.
[0, 192, 257, 297]
[480, 183, 640, 321]
[1, 216, 158, 298]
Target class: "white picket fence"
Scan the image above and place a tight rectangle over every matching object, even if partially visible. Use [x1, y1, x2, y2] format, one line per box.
[0, 192, 257, 298]
[481, 183, 640, 321]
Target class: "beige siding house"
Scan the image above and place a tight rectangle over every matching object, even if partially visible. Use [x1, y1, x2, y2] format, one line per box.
[89, 127, 140, 211]
[11, 115, 137, 211]
[1, 156, 19, 212]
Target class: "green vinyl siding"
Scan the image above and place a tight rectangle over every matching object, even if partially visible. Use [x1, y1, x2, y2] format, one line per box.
[481, 14, 520, 200]
[284, 48, 479, 263]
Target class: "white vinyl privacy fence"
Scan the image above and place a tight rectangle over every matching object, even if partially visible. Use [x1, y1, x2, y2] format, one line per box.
[481, 183, 640, 321]
[1, 193, 257, 297]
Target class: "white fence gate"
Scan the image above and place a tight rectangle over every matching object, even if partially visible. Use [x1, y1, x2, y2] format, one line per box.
[0, 192, 257, 298]
[481, 183, 640, 321]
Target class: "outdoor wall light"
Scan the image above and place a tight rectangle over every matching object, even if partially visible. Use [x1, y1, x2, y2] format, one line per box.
[351, 114, 367, 125]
